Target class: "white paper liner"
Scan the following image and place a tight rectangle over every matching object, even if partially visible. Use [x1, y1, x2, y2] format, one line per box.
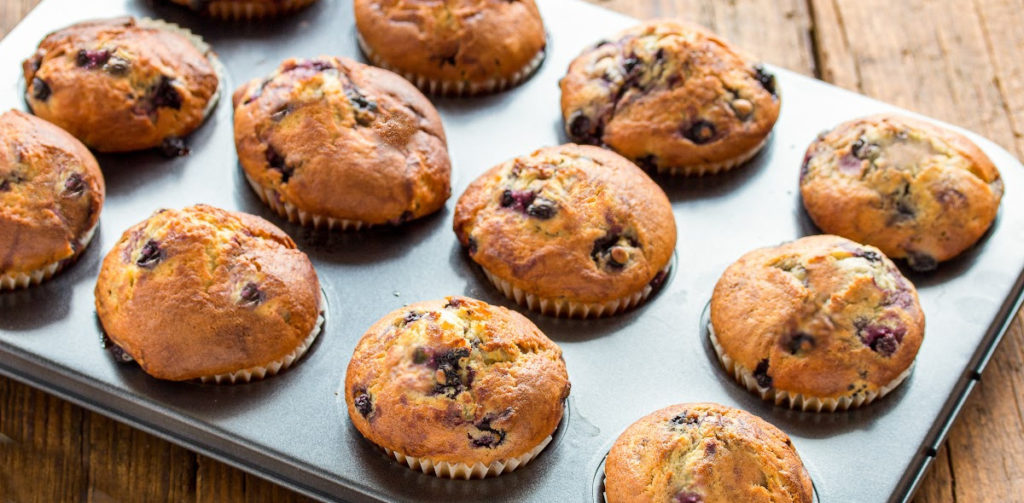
[708, 323, 913, 412]
[480, 264, 669, 319]
[0, 219, 98, 290]
[138, 18, 225, 125]
[357, 32, 545, 97]
[655, 134, 770, 176]
[382, 434, 552, 480]
[243, 172, 371, 230]
[204, 0, 318, 19]
[199, 290, 326, 384]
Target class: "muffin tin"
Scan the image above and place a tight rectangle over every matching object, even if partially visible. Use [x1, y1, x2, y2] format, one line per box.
[0, 1, 1022, 502]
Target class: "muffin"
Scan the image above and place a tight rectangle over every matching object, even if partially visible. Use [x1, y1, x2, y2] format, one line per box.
[354, 0, 546, 96]
[710, 235, 925, 412]
[233, 56, 451, 230]
[0, 110, 104, 290]
[800, 114, 1004, 271]
[453, 144, 676, 318]
[22, 17, 222, 153]
[94, 204, 323, 383]
[345, 296, 570, 479]
[167, 0, 318, 19]
[560, 20, 780, 175]
[604, 403, 814, 503]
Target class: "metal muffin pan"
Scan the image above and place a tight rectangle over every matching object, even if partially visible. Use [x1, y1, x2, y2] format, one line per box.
[1, 1, 1022, 501]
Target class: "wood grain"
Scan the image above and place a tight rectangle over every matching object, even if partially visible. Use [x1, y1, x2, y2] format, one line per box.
[0, 0, 1022, 501]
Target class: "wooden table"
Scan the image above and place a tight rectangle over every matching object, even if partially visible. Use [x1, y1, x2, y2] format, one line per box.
[1, 0, 1021, 501]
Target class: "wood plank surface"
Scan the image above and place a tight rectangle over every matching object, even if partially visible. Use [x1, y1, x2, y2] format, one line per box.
[1, 0, 1022, 501]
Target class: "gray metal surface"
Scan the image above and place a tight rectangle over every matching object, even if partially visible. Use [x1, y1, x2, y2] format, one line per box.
[1, 1, 1022, 502]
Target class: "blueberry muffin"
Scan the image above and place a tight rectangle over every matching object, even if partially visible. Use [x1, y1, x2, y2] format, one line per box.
[710, 235, 924, 412]
[345, 296, 570, 479]
[800, 114, 1004, 271]
[453, 144, 676, 318]
[23, 17, 222, 153]
[234, 56, 451, 229]
[354, 0, 546, 96]
[167, 0, 318, 19]
[0, 110, 104, 290]
[605, 403, 814, 503]
[560, 20, 780, 175]
[95, 204, 323, 383]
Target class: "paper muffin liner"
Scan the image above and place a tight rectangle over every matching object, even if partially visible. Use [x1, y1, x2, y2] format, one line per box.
[201, 0, 318, 19]
[708, 323, 912, 412]
[198, 290, 326, 384]
[480, 264, 669, 319]
[357, 32, 546, 97]
[243, 171, 371, 231]
[381, 434, 552, 480]
[138, 18, 225, 124]
[0, 220, 98, 290]
[655, 135, 770, 176]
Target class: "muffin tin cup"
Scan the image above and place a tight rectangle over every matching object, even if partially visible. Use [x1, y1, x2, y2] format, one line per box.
[199, 0, 318, 20]
[243, 172, 373, 231]
[380, 434, 553, 480]
[479, 265, 669, 319]
[654, 134, 771, 176]
[356, 32, 546, 97]
[707, 322, 914, 412]
[0, 219, 98, 291]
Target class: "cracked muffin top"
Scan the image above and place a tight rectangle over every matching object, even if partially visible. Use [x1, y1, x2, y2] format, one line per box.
[354, 0, 546, 94]
[605, 403, 814, 503]
[453, 144, 676, 305]
[95, 204, 321, 381]
[345, 296, 570, 465]
[800, 114, 1003, 271]
[560, 20, 780, 174]
[168, 0, 318, 19]
[22, 17, 220, 153]
[711, 235, 924, 403]
[233, 56, 451, 226]
[0, 110, 104, 278]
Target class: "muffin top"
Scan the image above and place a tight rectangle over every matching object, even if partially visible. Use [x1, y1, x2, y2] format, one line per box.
[605, 403, 814, 503]
[454, 144, 675, 305]
[711, 235, 924, 402]
[354, 0, 546, 88]
[560, 20, 780, 173]
[94, 204, 321, 381]
[0, 110, 104, 276]
[233, 56, 451, 225]
[345, 296, 570, 465]
[800, 114, 1003, 271]
[23, 17, 220, 152]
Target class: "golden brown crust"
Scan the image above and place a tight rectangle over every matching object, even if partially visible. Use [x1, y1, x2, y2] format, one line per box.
[800, 114, 1003, 270]
[168, 0, 318, 18]
[605, 403, 814, 503]
[560, 20, 780, 174]
[22, 17, 219, 152]
[453, 144, 675, 305]
[345, 296, 570, 466]
[711, 235, 924, 402]
[354, 0, 546, 87]
[94, 204, 321, 381]
[0, 110, 104, 276]
[233, 56, 451, 225]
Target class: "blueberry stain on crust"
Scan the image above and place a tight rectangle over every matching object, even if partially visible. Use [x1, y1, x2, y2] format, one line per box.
[354, 389, 374, 418]
[468, 416, 507, 448]
[682, 120, 717, 145]
[265, 145, 294, 183]
[30, 77, 51, 101]
[855, 321, 906, 357]
[151, 76, 183, 110]
[753, 358, 772, 389]
[431, 348, 471, 398]
[238, 282, 265, 307]
[136, 239, 163, 269]
[76, 49, 110, 69]
[784, 332, 816, 355]
[566, 111, 598, 145]
[753, 64, 777, 97]
[63, 173, 85, 196]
